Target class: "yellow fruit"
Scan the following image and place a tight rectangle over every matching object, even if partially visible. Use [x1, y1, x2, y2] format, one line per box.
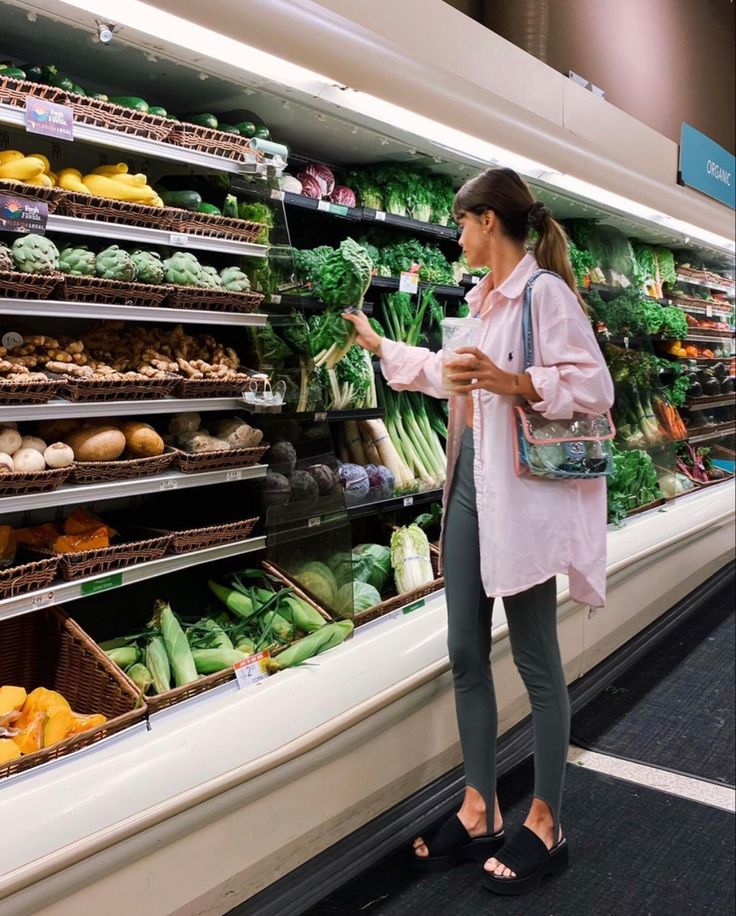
[91, 163, 129, 175]
[83, 173, 158, 202]
[0, 156, 46, 181]
[0, 150, 24, 165]
[29, 153, 51, 173]
[0, 685, 27, 717]
[69, 712, 107, 734]
[47, 171, 58, 186]
[58, 169, 89, 193]
[0, 739, 21, 764]
[110, 172, 148, 187]
[43, 705, 76, 747]
[12, 710, 46, 755]
[24, 686, 72, 713]
[22, 173, 53, 187]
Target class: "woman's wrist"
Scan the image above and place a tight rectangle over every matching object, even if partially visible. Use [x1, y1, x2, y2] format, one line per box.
[511, 370, 541, 401]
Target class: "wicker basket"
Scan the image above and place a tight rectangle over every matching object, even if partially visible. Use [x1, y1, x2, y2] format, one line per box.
[56, 191, 173, 229]
[26, 533, 173, 581]
[0, 606, 145, 780]
[69, 450, 175, 484]
[0, 75, 69, 108]
[65, 93, 175, 141]
[0, 553, 60, 600]
[0, 467, 72, 498]
[173, 445, 268, 473]
[0, 377, 61, 405]
[174, 375, 264, 399]
[164, 121, 252, 160]
[168, 209, 264, 243]
[0, 270, 60, 299]
[60, 376, 177, 402]
[134, 516, 259, 554]
[164, 286, 264, 314]
[0, 180, 65, 211]
[60, 275, 169, 308]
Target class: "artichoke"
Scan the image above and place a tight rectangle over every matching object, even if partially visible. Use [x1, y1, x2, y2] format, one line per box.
[96, 245, 137, 282]
[0, 243, 13, 272]
[130, 249, 165, 284]
[11, 234, 60, 274]
[164, 251, 202, 286]
[198, 265, 222, 289]
[59, 245, 96, 277]
[220, 265, 251, 292]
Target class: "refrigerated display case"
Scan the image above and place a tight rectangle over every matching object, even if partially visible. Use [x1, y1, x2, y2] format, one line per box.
[0, 1, 734, 913]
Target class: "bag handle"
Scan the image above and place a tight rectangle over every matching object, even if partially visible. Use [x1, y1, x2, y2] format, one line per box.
[521, 269, 564, 371]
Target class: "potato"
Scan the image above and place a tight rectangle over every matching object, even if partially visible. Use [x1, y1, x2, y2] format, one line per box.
[119, 422, 164, 459]
[0, 426, 22, 456]
[36, 418, 81, 441]
[64, 426, 126, 462]
[19, 435, 47, 454]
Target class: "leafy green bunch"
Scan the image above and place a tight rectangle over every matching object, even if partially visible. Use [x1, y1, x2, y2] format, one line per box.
[607, 444, 662, 526]
[603, 289, 663, 336]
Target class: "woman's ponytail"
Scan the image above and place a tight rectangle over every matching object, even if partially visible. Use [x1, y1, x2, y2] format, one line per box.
[532, 206, 587, 310]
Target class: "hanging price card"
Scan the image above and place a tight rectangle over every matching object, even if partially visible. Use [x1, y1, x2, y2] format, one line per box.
[399, 271, 419, 294]
[25, 97, 74, 141]
[169, 233, 189, 246]
[234, 651, 270, 688]
[317, 200, 331, 212]
[0, 192, 48, 234]
[270, 189, 285, 201]
[403, 496, 414, 507]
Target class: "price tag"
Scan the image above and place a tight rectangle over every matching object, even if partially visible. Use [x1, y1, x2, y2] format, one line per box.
[403, 496, 414, 507]
[706, 305, 714, 318]
[399, 271, 419, 294]
[317, 200, 331, 212]
[374, 210, 386, 221]
[270, 189, 285, 201]
[159, 478, 179, 491]
[0, 192, 48, 234]
[623, 336, 630, 349]
[2, 332, 23, 350]
[471, 276, 480, 285]
[314, 411, 327, 422]
[30, 590, 56, 609]
[307, 516, 321, 528]
[25, 97, 74, 141]
[270, 294, 282, 305]
[169, 232, 189, 246]
[234, 651, 270, 688]
[402, 598, 426, 616]
[81, 574, 123, 597]
[226, 470, 243, 482]
[330, 204, 349, 217]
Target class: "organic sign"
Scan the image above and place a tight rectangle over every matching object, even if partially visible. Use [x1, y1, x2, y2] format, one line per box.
[0, 192, 48, 233]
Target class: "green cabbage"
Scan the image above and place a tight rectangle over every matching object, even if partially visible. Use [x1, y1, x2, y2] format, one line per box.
[352, 543, 392, 592]
[294, 561, 338, 608]
[336, 581, 381, 616]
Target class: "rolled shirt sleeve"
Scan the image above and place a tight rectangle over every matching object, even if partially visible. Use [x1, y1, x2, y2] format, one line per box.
[526, 281, 614, 420]
[379, 337, 447, 399]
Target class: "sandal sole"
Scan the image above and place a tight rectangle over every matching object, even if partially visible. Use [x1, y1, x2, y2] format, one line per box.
[411, 833, 505, 873]
[482, 838, 569, 895]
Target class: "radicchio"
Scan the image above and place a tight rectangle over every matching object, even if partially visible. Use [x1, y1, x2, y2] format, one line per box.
[305, 162, 336, 197]
[330, 185, 357, 208]
[297, 172, 322, 199]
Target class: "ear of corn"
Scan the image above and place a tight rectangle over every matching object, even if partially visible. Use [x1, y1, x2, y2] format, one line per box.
[208, 580, 256, 620]
[198, 617, 233, 651]
[235, 636, 256, 654]
[265, 621, 352, 673]
[260, 609, 294, 642]
[105, 646, 140, 668]
[190, 648, 248, 674]
[126, 663, 154, 694]
[145, 636, 171, 694]
[154, 600, 198, 688]
[280, 594, 326, 633]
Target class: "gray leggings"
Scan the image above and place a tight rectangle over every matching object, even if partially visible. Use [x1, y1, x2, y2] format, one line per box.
[443, 427, 570, 838]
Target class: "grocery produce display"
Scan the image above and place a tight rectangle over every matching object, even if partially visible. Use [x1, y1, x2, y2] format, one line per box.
[0, 26, 733, 791]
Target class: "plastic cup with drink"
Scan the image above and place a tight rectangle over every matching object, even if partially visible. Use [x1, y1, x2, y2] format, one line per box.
[441, 317, 483, 394]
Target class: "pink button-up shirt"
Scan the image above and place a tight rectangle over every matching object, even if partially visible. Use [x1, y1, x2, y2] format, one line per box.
[379, 252, 615, 607]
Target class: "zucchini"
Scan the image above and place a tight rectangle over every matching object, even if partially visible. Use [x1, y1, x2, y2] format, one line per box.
[71, 83, 86, 96]
[0, 67, 26, 80]
[40, 65, 59, 84]
[21, 65, 44, 83]
[49, 73, 74, 92]
[187, 113, 218, 129]
[222, 194, 238, 218]
[90, 92, 109, 101]
[253, 126, 271, 140]
[235, 121, 255, 138]
[159, 189, 203, 211]
[148, 106, 168, 117]
[217, 123, 240, 135]
[109, 96, 150, 113]
[197, 203, 222, 215]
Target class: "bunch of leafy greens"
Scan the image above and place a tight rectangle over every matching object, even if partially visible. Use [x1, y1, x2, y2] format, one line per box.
[607, 444, 663, 526]
[310, 313, 376, 409]
[658, 306, 688, 340]
[251, 311, 314, 411]
[375, 238, 455, 285]
[601, 288, 663, 336]
[568, 239, 597, 286]
[345, 165, 455, 225]
[655, 358, 692, 407]
[237, 201, 274, 245]
[379, 287, 443, 346]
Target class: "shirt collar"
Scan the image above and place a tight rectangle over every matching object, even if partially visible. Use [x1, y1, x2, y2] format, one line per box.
[465, 252, 538, 317]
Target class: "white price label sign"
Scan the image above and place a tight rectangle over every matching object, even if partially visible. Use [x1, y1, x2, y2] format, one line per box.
[234, 651, 270, 688]
[270, 294, 282, 305]
[307, 516, 321, 528]
[226, 470, 243, 482]
[314, 411, 327, 422]
[706, 305, 714, 317]
[403, 496, 414, 507]
[270, 189, 285, 201]
[317, 200, 331, 212]
[170, 233, 189, 246]
[471, 276, 480, 285]
[399, 271, 419, 294]
[374, 211, 386, 221]
[159, 478, 179, 491]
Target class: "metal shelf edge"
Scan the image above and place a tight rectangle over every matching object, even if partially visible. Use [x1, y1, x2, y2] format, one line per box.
[0, 397, 247, 421]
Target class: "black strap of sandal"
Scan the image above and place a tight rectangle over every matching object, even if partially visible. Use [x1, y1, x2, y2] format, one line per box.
[489, 826, 549, 878]
[419, 815, 492, 858]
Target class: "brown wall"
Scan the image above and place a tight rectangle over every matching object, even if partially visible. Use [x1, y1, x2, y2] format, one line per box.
[476, 0, 735, 153]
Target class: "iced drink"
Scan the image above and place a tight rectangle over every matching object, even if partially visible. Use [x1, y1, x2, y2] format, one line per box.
[441, 318, 483, 394]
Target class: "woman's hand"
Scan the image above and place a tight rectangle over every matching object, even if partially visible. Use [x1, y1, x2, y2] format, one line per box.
[342, 310, 383, 354]
[446, 346, 540, 400]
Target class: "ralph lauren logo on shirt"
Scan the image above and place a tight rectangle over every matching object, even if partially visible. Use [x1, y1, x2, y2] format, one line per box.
[508, 352, 514, 361]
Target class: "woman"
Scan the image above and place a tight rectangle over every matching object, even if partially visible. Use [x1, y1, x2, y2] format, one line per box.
[343, 167, 614, 897]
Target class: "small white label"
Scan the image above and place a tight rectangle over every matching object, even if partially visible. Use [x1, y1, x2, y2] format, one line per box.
[471, 276, 480, 285]
[2, 332, 24, 350]
[706, 305, 714, 318]
[270, 189, 285, 201]
[623, 336, 630, 349]
[399, 271, 419, 294]
[234, 651, 270, 688]
[317, 200, 330, 212]
[226, 470, 242, 482]
[270, 294, 282, 305]
[374, 210, 386, 221]
[314, 411, 327, 422]
[403, 496, 414, 507]
[170, 233, 189, 246]
[30, 590, 55, 608]
[307, 516, 321, 528]
[159, 478, 179, 491]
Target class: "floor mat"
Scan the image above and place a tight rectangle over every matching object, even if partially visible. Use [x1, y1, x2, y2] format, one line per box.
[305, 758, 735, 916]
[571, 586, 735, 786]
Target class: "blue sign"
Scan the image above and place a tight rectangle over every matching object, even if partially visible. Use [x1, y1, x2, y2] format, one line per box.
[679, 123, 735, 210]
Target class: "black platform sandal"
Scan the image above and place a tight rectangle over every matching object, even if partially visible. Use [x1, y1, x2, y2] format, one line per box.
[410, 815, 505, 873]
[482, 826, 569, 895]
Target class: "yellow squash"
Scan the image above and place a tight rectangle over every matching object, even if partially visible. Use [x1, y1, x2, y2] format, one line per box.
[0, 156, 46, 181]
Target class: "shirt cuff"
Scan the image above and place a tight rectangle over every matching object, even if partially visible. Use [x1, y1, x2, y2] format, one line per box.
[526, 366, 574, 419]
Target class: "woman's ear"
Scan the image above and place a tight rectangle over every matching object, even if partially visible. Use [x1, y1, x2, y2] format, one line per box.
[482, 211, 494, 235]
